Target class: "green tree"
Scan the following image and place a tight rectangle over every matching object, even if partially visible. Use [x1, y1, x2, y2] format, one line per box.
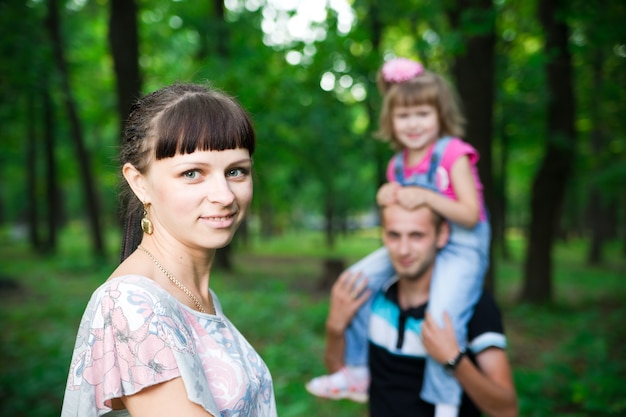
[45, 0, 105, 258]
[447, 0, 497, 291]
[521, 0, 576, 303]
[108, 0, 142, 142]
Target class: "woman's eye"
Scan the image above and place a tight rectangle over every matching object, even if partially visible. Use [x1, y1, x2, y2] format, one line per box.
[227, 167, 249, 178]
[183, 170, 200, 179]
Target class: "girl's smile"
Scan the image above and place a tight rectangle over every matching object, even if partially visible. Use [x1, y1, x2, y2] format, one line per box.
[392, 104, 440, 152]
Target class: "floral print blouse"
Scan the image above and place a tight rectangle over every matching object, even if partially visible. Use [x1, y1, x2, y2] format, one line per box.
[61, 275, 277, 417]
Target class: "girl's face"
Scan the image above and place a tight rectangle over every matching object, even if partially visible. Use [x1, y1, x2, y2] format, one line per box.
[392, 104, 440, 151]
[142, 148, 253, 250]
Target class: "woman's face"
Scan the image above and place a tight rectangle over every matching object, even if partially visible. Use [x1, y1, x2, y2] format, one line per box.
[143, 148, 253, 250]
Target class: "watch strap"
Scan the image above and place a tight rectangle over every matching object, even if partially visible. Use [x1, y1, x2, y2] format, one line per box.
[444, 347, 466, 372]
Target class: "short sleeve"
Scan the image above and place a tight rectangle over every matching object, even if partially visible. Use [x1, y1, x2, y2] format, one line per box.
[467, 291, 507, 354]
[440, 138, 480, 169]
[62, 276, 220, 417]
[385, 139, 480, 183]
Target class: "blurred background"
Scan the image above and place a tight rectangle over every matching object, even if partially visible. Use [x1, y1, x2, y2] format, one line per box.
[1, 0, 625, 416]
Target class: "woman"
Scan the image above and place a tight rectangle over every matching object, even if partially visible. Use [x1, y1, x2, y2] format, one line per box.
[61, 83, 277, 417]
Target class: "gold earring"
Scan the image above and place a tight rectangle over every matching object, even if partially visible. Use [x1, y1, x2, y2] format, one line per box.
[141, 203, 153, 235]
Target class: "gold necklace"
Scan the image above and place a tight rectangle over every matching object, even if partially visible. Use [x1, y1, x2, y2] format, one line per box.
[138, 245, 208, 314]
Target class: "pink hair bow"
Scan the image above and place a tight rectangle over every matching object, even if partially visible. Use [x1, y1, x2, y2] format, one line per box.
[381, 58, 424, 83]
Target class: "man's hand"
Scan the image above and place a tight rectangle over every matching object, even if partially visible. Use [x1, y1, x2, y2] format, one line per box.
[376, 182, 401, 207]
[324, 271, 371, 372]
[421, 311, 461, 365]
[326, 271, 371, 335]
[423, 312, 519, 417]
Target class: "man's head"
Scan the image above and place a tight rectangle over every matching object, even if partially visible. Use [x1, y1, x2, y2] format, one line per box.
[381, 204, 449, 282]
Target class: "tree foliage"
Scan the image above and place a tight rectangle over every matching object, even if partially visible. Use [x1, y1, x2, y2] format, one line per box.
[0, 0, 624, 301]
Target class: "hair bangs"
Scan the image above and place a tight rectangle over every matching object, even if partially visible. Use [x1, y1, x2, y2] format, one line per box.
[154, 93, 255, 160]
[390, 80, 439, 108]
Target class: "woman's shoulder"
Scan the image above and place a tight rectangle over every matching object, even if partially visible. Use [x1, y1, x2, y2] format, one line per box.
[93, 274, 165, 301]
[89, 275, 224, 319]
[85, 275, 181, 321]
[65, 276, 204, 417]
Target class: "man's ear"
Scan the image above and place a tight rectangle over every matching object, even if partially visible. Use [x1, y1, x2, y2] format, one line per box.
[122, 163, 148, 203]
[436, 221, 451, 250]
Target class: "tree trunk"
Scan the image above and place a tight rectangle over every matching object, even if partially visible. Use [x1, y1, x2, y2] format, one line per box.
[108, 0, 142, 258]
[494, 122, 511, 260]
[324, 197, 336, 249]
[43, 88, 59, 252]
[0, 187, 4, 225]
[319, 258, 345, 291]
[196, 0, 229, 61]
[26, 93, 41, 250]
[493, 37, 514, 261]
[260, 201, 274, 239]
[213, 0, 228, 58]
[46, 0, 104, 258]
[206, 0, 234, 269]
[521, 0, 576, 303]
[586, 188, 605, 265]
[215, 244, 233, 270]
[238, 217, 249, 248]
[586, 50, 605, 265]
[367, 0, 387, 188]
[108, 0, 141, 145]
[447, 0, 497, 293]
[618, 190, 626, 256]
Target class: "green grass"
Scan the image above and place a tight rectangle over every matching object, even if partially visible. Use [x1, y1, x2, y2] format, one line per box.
[1, 226, 625, 416]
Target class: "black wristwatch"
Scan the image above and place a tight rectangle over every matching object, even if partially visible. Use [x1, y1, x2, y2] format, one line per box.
[444, 347, 466, 373]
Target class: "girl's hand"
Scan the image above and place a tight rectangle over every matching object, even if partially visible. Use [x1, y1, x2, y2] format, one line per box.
[396, 186, 432, 210]
[421, 312, 461, 364]
[376, 182, 400, 206]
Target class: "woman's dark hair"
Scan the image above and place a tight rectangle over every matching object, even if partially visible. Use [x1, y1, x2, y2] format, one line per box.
[119, 83, 255, 261]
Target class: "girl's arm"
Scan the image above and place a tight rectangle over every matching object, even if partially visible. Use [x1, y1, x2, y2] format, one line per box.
[396, 155, 480, 228]
[376, 182, 401, 207]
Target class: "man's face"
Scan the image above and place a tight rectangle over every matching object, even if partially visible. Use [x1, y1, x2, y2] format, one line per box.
[381, 205, 448, 282]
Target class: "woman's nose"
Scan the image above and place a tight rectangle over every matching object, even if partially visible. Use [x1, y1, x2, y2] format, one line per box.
[207, 176, 235, 206]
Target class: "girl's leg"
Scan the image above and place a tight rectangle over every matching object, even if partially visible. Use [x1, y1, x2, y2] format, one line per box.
[306, 247, 394, 402]
[344, 246, 394, 366]
[420, 222, 490, 408]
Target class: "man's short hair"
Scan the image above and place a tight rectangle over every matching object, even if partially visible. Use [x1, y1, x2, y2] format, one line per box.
[381, 204, 446, 232]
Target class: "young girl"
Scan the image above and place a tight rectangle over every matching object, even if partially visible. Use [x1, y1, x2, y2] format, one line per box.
[306, 58, 490, 417]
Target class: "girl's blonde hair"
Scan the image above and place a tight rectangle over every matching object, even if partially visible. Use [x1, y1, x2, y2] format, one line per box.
[376, 68, 466, 150]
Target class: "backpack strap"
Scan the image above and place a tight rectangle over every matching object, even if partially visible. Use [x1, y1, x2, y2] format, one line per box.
[393, 151, 405, 183]
[392, 136, 453, 186]
[427, 136, 452, 184]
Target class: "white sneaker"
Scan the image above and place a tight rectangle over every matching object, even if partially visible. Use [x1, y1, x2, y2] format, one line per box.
[305, 366, 369, 403]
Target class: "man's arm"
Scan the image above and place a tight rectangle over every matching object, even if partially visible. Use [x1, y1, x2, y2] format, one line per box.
[422, 312, 518, 417]
[455, 346, 517, 417]
[323, 271, 371, 372]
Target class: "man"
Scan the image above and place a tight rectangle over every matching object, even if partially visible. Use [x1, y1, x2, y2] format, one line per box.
[317, 203, 518, 417]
